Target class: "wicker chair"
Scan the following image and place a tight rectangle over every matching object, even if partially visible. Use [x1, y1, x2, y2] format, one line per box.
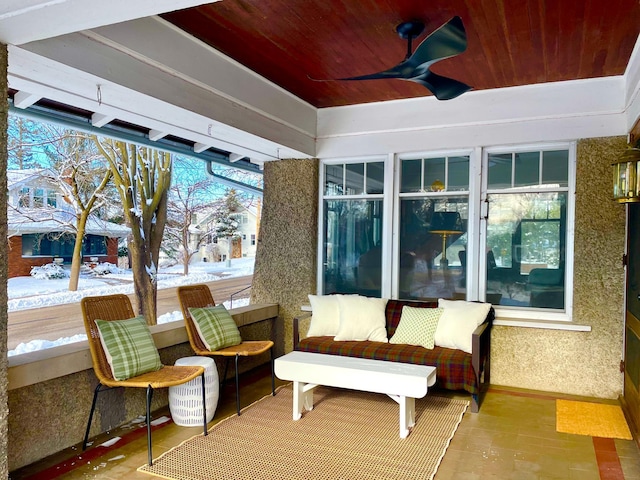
[81, 293, 208, 466]
[177, 284, 275, 416]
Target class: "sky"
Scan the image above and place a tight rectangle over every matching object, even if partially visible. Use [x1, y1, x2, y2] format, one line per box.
[8, 258, 255, 356]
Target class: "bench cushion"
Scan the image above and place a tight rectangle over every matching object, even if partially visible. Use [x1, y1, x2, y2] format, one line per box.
[297, 336, 478, 395]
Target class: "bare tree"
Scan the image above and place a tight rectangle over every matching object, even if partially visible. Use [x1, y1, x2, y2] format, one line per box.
[164, 159, 217, 275]
[8, 119, 117, 291]
[94, 137, 172, 324]
[40, 129, 114, 290]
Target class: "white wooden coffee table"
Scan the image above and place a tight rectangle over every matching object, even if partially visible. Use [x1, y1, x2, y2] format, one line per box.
[274, 351, 437, 438]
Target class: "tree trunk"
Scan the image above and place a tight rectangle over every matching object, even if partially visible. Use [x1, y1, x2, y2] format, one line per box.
[68, 211, 90, 291]
[129, 238, 157, 323]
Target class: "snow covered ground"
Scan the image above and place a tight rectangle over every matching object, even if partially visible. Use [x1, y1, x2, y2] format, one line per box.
[8, 258, 255, 356]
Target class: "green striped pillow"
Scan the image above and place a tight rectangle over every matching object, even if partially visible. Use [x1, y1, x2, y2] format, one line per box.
[189, 305, 242, 351]
[95, 316, 162, 381]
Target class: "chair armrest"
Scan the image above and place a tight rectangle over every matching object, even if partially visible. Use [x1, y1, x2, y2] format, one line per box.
[293, 312, 312, 350]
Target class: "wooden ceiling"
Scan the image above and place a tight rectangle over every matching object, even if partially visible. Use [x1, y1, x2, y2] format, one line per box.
[162, 0, 640, 108]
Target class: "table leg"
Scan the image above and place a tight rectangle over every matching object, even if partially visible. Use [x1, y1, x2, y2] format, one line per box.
[399, 396, 415, 439]
[292, 381, 315, 420]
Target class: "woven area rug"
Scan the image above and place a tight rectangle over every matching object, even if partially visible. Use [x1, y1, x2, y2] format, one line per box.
[139, 385, 468, 480]
[556, 399, 632, 439]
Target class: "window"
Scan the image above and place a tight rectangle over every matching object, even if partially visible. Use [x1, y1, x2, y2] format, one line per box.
[251, 234, 256, 246]
[18, 187, 30, 208]
[321, 160, 386, 296]
[22, 233, 108, 257]
[22, 233, 75, 258]
[16, 187, 57, 208]
[319, 143, 575, 321]
[33, 188, 45, 208]
[397, 155, 470, 300]
[83, 235, 108, 256]
[483, 149, 572, 312]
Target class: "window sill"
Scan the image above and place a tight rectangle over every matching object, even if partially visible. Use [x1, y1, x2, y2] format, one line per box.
[493, 318, 591, 331]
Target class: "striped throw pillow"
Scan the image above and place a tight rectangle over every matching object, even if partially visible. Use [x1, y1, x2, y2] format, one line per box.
[95, 316, 162, 381]
[389, 306, 444, 349]
[189, 305, 242, 351]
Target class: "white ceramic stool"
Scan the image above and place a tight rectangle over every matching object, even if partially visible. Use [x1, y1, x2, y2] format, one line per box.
[169, 356, 219, 426]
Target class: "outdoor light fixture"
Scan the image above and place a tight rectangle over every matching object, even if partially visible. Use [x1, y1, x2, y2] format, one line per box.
[612, 147, 640, 203]
[429, 211, 463, 268]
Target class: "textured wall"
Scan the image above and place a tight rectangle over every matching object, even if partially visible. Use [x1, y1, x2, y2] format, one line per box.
[7, 317, 275, 472]
[251, 159, 319, 354]
[491, 137, 628, 397]
[0, 43, 8, 480]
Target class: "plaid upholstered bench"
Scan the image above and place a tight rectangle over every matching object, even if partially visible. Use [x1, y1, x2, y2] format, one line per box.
[293, 298, 494, 413]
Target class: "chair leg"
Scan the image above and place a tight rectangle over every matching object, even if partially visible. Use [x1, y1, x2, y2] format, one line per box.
[270, 347, 276, 396]
[146, 385, 154, 467]
[201, 372, 208, 437]
[222, 357, 230, 388]
[83, 383, 105, 450]
[235, 354, 241, 416]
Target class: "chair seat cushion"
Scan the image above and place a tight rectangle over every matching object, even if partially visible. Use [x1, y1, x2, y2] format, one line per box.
[95, 316, 162, 381]
[189, 305, 242, 351]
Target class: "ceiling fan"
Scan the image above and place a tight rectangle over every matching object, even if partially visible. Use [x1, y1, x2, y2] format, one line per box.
[338, 16, 471, 101]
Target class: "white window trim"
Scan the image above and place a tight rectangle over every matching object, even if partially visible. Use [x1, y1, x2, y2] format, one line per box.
[317, 155, 389, 295]
[393, 148, 475, 299]
[317, 143, 586, 331]
[480, 141, 577, 323]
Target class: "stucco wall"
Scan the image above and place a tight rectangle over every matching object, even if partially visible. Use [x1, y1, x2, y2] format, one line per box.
[490, 137, 628, 397]
[0, 43, 8, 480]
[251, 158, 319, 354]
[255, 142, 627, 399]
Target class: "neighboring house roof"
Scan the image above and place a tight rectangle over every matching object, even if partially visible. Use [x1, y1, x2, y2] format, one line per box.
[7, 169, 130, 238]
[7, 208, 130, 237]
[7, 169, 56, 190]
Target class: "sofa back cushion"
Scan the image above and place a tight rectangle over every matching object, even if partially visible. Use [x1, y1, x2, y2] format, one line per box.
[385, 300, 438, 337]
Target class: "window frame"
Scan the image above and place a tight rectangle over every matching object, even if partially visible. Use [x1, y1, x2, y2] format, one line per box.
[317, 142, 576, 324]
[480, 142, 576, 323]
[317, 155, 393, 296]
[393, 149, 477, 299]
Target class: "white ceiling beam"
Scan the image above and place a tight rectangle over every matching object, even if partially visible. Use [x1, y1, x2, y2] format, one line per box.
[91, 112, 114, 127]
[13, 90, 41, 109]
[9, 46, 309, 162]
[193, 142, 211, 154]
[0, 0, 217, 45]
[148, 129, 167, 141]
[229, 153, 244, 163]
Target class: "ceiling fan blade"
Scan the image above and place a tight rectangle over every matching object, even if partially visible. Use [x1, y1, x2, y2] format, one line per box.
[338, 64, 408, 81]
[410, 71, 471, 100]
[409, 16, 468, 68]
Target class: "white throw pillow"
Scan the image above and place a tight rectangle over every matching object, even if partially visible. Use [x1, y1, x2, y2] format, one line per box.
[334, 295, 388, 342]
[389, 306, 444, 349]
[434, 299, 491, 354]
[307, 294, 342, 337]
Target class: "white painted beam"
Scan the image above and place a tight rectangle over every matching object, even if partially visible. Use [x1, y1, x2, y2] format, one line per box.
[9, 46, 309, 162]
[91, 112, 114, 127]
[624, 35, 640, 131]
[21, 17, 317, 156]
[0, 0, 217, 45]
[148, 129, 167, 141]
[316, 77, 629, 158]
[193, 142, 210, 153]
[13, 90, 40, 109]
[229, 153, 244, 163]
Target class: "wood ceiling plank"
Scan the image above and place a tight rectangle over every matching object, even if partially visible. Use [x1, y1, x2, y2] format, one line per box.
[162, 0, 640, 108]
